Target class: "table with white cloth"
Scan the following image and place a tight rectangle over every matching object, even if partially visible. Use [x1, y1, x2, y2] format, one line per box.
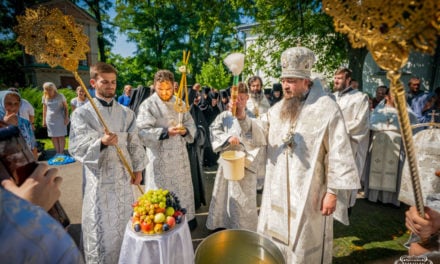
[118, 217, 194, 264]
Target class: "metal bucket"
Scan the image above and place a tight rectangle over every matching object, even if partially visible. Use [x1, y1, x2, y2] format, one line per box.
[219, 150, 245, 181]
[195, 229, 285, 264]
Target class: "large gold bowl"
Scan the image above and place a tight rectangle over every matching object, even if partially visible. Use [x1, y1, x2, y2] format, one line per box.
[195, 229, 285, 264]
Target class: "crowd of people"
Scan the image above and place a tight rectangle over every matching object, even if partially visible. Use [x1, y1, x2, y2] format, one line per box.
[1, 45, 440, 263]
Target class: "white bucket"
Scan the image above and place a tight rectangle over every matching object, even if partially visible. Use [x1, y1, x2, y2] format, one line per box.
[220, 150, 246, 181]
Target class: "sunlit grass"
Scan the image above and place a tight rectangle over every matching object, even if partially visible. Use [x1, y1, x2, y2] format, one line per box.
[332, 199, 410, 263]
[38, 137, 69, 151]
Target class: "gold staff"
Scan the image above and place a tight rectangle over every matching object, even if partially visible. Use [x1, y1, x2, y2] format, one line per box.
[323, 0, 440, 239]
[14, 7, 143, 194]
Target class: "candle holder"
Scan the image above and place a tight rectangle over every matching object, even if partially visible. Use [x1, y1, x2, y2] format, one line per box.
[174, 51, 191, 131]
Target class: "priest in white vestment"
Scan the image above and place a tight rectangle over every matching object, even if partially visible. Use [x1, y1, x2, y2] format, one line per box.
[255, 47, 360, 263]
[206, 82, 266, 231]
[69, 62, 146, 263]
[245, 75, 271, 191]
[363, 90, 417, 206]
[136, 70, 197, 226]
[333, 68, 370, 207]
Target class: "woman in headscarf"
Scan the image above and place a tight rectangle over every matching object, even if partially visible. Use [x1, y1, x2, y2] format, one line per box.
[0, 90, 38, 158]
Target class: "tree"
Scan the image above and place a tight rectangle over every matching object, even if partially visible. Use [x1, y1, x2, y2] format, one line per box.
[76, 0, 115, 62]
[0, 0, 41, 87]
[196, 58, 230, 90]
[235, 0, 368, 90]
[107, 53, 151, 92]
[114, 0, 242, 84]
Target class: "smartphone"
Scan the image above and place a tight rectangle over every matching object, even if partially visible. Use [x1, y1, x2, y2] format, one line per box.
[0, 122, 70, 227]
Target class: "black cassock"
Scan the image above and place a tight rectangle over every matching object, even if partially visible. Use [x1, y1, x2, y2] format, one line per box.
[187, 104, 207, 209]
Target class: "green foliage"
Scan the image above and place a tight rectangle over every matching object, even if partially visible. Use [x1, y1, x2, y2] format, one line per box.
[0, 39, 24, 87]
[237, 0, 350, 83]
[114, 0, 242, 85]
[107, 53, 151, 93]
[19, 87, 76, 139]
[196, 58, 231, 90]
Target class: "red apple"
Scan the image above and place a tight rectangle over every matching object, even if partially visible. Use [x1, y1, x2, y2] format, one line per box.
[166, 216, 176, 228]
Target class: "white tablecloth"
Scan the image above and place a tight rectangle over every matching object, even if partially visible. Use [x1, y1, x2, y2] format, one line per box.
[118, 218, 194, 264]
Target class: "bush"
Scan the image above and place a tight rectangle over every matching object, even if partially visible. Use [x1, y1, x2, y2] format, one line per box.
[19, 87, 76, 139]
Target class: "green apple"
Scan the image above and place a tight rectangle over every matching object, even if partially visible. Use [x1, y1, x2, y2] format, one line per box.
[165, 207, 175, 216]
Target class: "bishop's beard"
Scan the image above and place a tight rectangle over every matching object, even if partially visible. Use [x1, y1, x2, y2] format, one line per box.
[280, 96, 303, 122]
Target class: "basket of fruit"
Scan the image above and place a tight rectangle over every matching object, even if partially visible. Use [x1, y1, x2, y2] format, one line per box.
[131, 189, 186, 235]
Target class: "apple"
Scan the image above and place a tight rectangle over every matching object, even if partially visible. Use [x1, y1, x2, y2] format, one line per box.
[166, 216, 176, 228]
[165, 207, 175, 217]
[154, 212, 166, 223]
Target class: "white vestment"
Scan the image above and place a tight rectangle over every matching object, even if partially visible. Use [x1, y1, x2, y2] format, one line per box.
[363, 102, 417, 206]
[258, 80, 360, 263]
[136, 93, 197, 220]
[399, 128, 440, 206]
[333, 88, 370, 206]
[246, 95, 271, 189]
[206, 110, 266, 231]
[69, 99, 146, 264]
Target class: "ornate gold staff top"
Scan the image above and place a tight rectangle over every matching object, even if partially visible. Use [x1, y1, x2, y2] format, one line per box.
[14, 7, 143, 194]
[174, 50, 191, 130]
[323, 0, 440, 218]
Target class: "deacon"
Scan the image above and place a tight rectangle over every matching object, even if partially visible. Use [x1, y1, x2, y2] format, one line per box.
[136, 70, 198, 230]
[252, 47, 360, 263]
[69, 62, 146, 263]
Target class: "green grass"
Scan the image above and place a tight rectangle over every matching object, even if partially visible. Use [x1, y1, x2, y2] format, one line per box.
[333, 198, 410, 263]
[38, 137, 69, 151]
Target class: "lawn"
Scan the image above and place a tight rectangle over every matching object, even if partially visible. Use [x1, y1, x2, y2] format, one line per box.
[38, 137, 69, 151]
[333, 198, 410, 263]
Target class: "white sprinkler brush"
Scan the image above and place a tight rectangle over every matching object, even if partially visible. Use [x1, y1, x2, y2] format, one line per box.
[223, 53, 245, 117]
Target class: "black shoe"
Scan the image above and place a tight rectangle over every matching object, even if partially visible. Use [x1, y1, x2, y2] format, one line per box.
[188, 218, 198, 231]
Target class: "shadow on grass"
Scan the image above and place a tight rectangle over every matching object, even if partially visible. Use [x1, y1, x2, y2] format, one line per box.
[334, 248, 406, 264]
[333, 198, 410, 263]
